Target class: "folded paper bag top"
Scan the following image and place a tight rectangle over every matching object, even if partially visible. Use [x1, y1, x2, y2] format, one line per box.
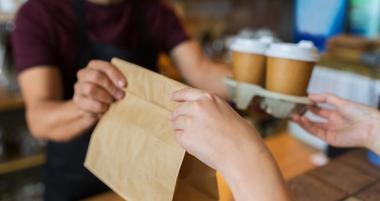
[84, 58, 219, 201]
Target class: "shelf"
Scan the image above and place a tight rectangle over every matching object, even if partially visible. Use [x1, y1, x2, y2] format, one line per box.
[0, 0, 24, 23]
[0, 92, 24, 112]
[319, 54, 380, 79]
[0, 152, 46, 175]
[0, 166, 43, 201]
[0, 12, 15, 23]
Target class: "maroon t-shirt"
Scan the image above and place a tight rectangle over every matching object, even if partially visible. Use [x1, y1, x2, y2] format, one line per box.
[12, 0, 189, 91]
[12, 1, 189, 198]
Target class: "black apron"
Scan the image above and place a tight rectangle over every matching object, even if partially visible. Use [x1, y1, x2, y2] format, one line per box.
[44, 1, 158, 200]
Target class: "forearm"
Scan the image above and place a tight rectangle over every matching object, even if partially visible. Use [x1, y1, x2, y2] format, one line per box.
[370, 140, 380, 156]
[360, 108, 380, 155]
[187, 59, 231, 100]
[171, 40, 232, 100]
[26, 100, 97, 142]
[367, 115, 380, 155]
[220, 138, 291, 201]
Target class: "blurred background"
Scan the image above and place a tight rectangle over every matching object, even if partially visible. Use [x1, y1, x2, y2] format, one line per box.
[2, 0, 380, 200]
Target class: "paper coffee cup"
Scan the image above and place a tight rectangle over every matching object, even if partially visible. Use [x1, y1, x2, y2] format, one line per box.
[230, 37, 272, 85]
[265, 41, 319, 96]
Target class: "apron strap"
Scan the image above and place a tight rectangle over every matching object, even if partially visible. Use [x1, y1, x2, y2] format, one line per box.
[71, 0, 92, 69]
[132, 2, 154, 49]
[70, 0, 155, 61]
[71, 0, 87, 44]
[70, 0, 158, 72]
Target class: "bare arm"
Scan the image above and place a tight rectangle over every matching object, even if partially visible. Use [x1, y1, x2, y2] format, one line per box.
[171, 88, 292, 201]
[220, 143, 292, 201]
[18, 61, 126, 142]
[19, 67, 95, 141]
[170, 40, 232, 99]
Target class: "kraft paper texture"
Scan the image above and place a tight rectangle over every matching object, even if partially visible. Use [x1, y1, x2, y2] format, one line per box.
[84, 58, 218, 201]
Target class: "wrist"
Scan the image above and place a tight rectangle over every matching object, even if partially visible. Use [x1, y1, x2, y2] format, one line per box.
[364, 111, 380, 154]
[67, 100, 98, 129]
[218, 143, 270, 182]
[217, 128, 270, 185]
[219, 144, 290, 201]
[216, 126, 265, 173]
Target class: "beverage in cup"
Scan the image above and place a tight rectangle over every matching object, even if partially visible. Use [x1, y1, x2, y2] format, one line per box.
[230, 37, 271, 86]
[265, 41, 319, 96]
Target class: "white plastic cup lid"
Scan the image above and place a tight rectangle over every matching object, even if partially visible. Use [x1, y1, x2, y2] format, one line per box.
[230, 36, 273, 55]
[265, 40, 319, 62]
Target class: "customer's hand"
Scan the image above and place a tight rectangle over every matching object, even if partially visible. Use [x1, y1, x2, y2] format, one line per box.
[73, 60, 126, 116]
[293, 93, 380, 152]
[170, 88, 265, 170]
[171, 88, 291, 201]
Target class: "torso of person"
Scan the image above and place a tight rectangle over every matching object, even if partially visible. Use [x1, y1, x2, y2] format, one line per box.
[12, 0, 188, 200]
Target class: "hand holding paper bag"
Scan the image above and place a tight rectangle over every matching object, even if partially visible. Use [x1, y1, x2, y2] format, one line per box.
[74, 60, 127, 116]
[170, 88, 261, 170]
[170, 88, 292, 201]
[85, 58, 218, 201]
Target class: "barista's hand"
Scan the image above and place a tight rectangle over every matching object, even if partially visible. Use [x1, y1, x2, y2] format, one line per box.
[293, 93, 380, 153]
[170, 88, 266, 170]
[73, 60, 126, 116]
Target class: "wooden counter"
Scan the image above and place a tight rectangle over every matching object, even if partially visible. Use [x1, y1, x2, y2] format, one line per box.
[288, 149, 380, 201]
[86, 132, 320, 201]
[90, 138, 380, 201]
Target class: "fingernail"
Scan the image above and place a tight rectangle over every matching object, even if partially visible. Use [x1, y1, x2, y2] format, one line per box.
[116, 91, 124, 100]
[117, 80, 126, 88]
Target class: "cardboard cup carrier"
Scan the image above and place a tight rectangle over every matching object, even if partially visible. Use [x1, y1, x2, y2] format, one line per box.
[265, 41, 319, 96]
[230, 37, 271, 86]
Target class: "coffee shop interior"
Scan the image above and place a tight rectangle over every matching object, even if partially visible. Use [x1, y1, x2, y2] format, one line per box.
[2, 0, 380, 200]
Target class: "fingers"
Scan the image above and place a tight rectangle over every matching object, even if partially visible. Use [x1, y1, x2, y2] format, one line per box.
[171, 115, 193, 148]
[171, 87, 213, 102]
[171, 115, 193, 131]
[291, 114, 304, 123]
[75, 82, 114, 104]
[295, 116, 329, 141]
[309, 106, 333, 119]
[74, 60, 127, 115]
[174, 129, 185, 144]
[309, 93, 345, 107]
[73, 95, 109, 114]
[171, 102, 196, 120]
[309, 93, 329, 103]
[87, 60, 127, 88]
[77, 68, 124, 100]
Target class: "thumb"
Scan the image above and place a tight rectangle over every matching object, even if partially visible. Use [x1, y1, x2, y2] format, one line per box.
[309, 93, 344, 107]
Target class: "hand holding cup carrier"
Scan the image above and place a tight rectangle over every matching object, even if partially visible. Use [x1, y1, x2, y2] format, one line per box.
[229, 37, 319, 118]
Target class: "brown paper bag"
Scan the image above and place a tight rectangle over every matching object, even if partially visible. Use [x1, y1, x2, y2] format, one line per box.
[84, 58, 219, 201]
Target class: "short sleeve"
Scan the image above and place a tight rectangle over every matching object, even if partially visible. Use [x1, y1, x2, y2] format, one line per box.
[11, 0, 58, 73]
[148, 2, 190, 53]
